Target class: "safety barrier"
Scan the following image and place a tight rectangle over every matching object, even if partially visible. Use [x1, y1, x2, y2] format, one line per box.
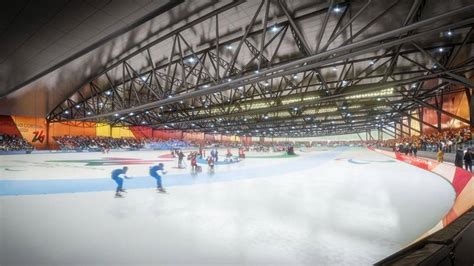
[371, 147, 473, 238]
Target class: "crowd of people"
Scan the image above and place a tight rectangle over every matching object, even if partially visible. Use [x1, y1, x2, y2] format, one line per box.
[53, 136, 192, 151]
[0, 134, 33, 151]
[373, 128, 473, 172]
[53, 136, 145, 151]
[142, 138, 191, 150]
[239, 143, 298, 153]
[379, 128, 472, 153]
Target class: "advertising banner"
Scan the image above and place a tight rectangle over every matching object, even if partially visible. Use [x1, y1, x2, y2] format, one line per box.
[11, 116, 47, 149]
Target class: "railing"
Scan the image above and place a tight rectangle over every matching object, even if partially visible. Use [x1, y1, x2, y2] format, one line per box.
[418, 140, 473, 153]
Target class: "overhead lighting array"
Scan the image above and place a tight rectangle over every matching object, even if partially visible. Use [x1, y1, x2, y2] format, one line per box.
[345, 88, 394, 100]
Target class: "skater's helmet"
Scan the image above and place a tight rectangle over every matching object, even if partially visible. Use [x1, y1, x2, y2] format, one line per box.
[123, 166, 129, 172]
[158, 163, 164, 168]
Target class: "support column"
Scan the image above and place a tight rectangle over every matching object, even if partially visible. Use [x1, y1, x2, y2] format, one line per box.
[419, 107, 424, 135]
[466, 87, 474, 127]
[435, 96, 442, 132]
[437, 111, 442, 132]
[407, 115, 411, 136]
[394, 123, 398, 139]
[400, 119, 404, 137]
[46, 121, 50, 148]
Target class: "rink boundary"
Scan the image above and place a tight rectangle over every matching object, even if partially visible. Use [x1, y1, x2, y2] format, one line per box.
[370, 147, 473, 241]
[0, 149, 342, 196]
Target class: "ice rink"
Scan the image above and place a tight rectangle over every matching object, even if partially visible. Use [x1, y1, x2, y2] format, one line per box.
[0, 147, 455, 265]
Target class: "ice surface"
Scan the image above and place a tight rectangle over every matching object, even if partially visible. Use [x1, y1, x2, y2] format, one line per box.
[0, 148, 455, 265]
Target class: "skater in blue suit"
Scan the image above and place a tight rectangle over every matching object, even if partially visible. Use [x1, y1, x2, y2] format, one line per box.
[150, 163, 167, 192]
[111, 166, 130, 197]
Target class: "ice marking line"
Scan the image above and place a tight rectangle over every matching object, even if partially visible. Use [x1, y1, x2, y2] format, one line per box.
[0, 149, 345, 196]
[4, 168, 24, 171]
[46, 157, 173, 166]
[196, 157, 241, 165]
[4, 160, 106, 170]
[348, 158, 396, 164]
[245, 153, 299, 159]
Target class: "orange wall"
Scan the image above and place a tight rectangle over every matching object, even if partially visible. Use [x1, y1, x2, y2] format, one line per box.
[183, 132, 205, 142]
[48, 122, 96, 149]
[423, 91, 470, 135]
[0, 116, 252, 148]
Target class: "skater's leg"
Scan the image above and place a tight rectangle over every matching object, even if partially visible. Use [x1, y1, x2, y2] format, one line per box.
[154, 175, 166, 192]
[155, 175, 162, 189]
[151, 174, 163, 190]
[113, 177, 124, 196]
[113, 177, 120, 192]
[117, 178, 123, 192]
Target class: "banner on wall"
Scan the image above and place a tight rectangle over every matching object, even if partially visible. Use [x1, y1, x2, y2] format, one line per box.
[183, 132, 204, 142]
[204, 134, 215, 142]
[130, 126, 153, 139]
[96, 123, 111, 137]
[152, 129, 183, 140]
[11, 116, 48, 149]
[112, 127, 134, 138]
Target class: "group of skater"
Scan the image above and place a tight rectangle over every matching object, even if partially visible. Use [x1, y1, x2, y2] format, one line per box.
[174, 147, 244, 173]
[395, 144, 418, 157]
[111, 162, 167, 197]
[173, 148, 215, 171]
[110, 148, 249, 197]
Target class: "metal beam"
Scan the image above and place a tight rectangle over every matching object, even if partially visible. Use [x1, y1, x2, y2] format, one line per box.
[72, 59, 474, 122]
[50, 4, 474, 120]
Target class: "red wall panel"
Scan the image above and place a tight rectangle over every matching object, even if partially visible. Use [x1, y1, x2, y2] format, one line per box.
[152, 129, 183, 140]
[0, 115, 21, 136]
[130, 126, 153, 139]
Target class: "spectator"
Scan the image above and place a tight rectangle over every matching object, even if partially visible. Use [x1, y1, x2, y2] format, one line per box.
[437, 149, 444, 163]
[54, 136, 145, 151]
[178, 150, 185, 169]
[0, 134, 33, 151]
[463, 148, 472, 172]
[454, 148, 464, 168]
[378, 127, 472, 154]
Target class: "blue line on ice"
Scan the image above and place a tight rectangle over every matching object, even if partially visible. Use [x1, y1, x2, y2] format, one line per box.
[0, 149, 346, 196]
